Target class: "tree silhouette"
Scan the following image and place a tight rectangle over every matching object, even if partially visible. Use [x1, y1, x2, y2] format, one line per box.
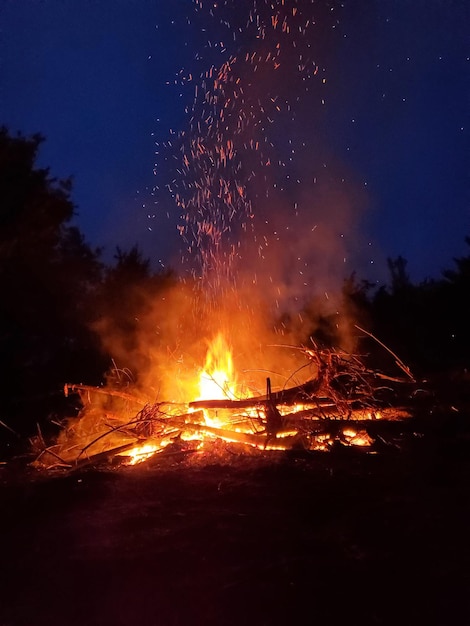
[443, 237, 470, 285]
[340, 243, 470, 375]
[0, 127, 106, 441]
[93, 245, 177, 387]
[387, 255, 411, 294]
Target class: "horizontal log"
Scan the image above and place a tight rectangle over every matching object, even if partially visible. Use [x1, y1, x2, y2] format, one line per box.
[188, 377, 331, 410]
[182, 422, 303, 449]
[188, 396, 335, 411]
[74, 441, 141, 468]
[280, 406, 411, 422]
[183, 422, 266, 446]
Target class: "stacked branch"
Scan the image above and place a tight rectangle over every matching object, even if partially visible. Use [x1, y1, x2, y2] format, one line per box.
[35, 344, 416, 470]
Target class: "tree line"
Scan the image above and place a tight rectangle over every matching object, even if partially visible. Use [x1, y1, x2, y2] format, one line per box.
[0, 127, 176, 449]
[1, 127, 469, 450]
[294, 249, 470, 380]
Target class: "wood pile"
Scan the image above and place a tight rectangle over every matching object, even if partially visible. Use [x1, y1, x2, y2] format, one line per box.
[34, 343, 418, 470]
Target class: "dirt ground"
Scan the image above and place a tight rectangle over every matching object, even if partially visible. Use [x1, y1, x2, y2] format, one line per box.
[2, 418, 470, 626]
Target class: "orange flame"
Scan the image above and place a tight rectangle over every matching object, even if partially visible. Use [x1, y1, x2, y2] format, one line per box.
[197, 332, 237, 401]
[120, 443, 160, 465]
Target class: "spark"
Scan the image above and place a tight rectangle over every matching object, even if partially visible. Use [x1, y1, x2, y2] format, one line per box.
[152, 1, 344, 304]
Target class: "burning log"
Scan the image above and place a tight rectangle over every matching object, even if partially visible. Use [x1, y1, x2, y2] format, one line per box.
[182, 422, 304, 450]
[189, 379, 329, 409]
[74, 441, 143, 468]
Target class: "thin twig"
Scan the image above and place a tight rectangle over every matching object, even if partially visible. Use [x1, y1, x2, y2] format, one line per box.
[36, 447, 72, 467]
[64, 383, 150, 405]
[355, 324, 415, 382]
[0, 419, 19, 436]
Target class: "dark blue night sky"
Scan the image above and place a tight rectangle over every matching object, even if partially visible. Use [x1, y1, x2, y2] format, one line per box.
[2, 0, 469, 287]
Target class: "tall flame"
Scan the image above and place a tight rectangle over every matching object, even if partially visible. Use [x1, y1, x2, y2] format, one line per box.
[197, 332, 237, 401]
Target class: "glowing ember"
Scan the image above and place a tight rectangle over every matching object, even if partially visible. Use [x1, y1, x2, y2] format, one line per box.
[342, 428, 374, 447]
[349, 431, 374, 447]
[120, 443, 160, 466]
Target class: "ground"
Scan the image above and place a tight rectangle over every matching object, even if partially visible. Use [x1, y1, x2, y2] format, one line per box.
[2, 412, 470, 626]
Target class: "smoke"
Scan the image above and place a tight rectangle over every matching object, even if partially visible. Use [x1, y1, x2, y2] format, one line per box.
[93, 0, 370, 399]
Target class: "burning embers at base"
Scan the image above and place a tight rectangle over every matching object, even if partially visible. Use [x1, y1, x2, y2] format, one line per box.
[34, 332, 412, 470]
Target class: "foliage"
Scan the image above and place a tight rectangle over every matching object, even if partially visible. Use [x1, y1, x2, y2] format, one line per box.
[340, 245, 470, 375]
[295, 244, 470, 377]
[0, 127, 106, 441]
[93, 245, 177, 385]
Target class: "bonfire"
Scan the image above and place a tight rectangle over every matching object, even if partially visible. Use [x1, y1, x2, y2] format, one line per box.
[26, 0, 425, 472]
[35, 324, 415, 470]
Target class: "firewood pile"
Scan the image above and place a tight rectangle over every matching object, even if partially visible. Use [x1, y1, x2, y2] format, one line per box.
[34, 342, 418, 470]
